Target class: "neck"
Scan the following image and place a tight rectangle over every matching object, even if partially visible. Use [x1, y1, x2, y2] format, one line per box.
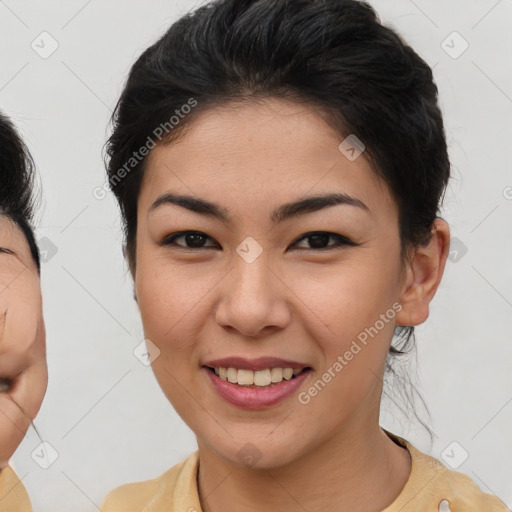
[196, 423, 411, 512]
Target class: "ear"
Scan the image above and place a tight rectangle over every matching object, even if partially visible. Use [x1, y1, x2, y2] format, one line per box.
[395, 218, 450, 327]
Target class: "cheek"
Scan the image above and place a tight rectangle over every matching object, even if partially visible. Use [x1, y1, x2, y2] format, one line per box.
[135, 251, 213, 351]
[302, 253, 400, 333]
[300, 276, 396, 423]
[298, 253, 401, 401]
[134, 257, 203, 410]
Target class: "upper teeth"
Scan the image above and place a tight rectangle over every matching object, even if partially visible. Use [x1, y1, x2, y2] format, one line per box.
[213, 367, 303, 386]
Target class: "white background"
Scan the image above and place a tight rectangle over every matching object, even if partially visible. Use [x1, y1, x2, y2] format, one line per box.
[1, 0, 511, 510]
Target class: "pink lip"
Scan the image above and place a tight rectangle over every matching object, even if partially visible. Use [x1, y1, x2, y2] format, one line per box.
[203, 366, 312, 410]
[202, 356, 310, 371]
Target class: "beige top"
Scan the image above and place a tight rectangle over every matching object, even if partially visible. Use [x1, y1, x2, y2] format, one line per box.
[100, 431, 510, 512]
[1, 432, 509, 511]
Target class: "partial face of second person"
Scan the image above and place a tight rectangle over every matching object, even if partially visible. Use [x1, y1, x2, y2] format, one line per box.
[133, 98, 449, 469]
[0, 216, 46, 468]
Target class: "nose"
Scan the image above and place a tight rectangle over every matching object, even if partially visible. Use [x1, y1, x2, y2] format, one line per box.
[214, 249, 291, 337]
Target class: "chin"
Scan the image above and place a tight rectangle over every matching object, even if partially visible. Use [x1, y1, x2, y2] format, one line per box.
[206, 435, 306, 471]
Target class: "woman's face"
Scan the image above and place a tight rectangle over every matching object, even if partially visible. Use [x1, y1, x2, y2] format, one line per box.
[134, 98, 409, 468]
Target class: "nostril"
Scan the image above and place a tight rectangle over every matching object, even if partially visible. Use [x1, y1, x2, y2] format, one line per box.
[0, 377, 13, 393]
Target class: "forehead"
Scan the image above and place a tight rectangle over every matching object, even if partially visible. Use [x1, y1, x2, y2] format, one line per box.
[139, 98, 396, 219]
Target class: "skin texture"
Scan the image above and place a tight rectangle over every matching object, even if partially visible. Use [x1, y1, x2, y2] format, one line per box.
[0, 216, 47, 469]
[134, 98, 450, 512]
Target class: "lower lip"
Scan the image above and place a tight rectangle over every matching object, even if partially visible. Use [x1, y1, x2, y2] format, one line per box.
[203, 367, 312, 410]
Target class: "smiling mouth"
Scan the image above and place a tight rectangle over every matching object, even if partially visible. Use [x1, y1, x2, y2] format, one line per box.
[204, 366, 312, 388]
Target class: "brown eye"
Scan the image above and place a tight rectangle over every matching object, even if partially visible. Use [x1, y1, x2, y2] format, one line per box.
[291, 232, 358, 251]
[160, 231, 219, 249]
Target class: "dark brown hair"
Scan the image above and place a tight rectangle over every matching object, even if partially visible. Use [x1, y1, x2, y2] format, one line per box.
[0, 112, 40, 272]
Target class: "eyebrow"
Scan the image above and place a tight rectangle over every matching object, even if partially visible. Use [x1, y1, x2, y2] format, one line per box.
[149, 192, 371, 225]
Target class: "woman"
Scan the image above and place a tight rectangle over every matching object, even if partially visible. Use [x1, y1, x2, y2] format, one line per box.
[1, 0, 508, 511]
[0, 111, 47, 510]
[97, 0, 508, 510]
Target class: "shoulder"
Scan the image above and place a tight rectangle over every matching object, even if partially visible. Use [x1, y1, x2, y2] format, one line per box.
[400, 439, 509, 512]
[0, 466, 33, 511]
[100, 451, 199, 512]
[431, 463, 509, 511]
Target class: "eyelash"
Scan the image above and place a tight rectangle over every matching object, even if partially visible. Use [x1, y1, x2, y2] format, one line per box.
[159, 231, 358, 252]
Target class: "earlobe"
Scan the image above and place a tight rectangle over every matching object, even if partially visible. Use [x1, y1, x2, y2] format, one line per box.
[395, 219, 450, 327]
